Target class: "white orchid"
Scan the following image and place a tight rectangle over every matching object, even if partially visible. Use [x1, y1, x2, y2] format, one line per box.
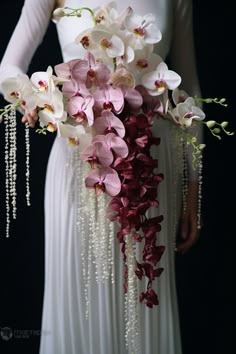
[37, 88, 66, 130]
[128, 51, 162, 85]
[172, 88, 189, 105]
[30, 66, 57, 94]
[170, 97, 206, 127]
[1, 74, 36, 110]
[124, 12, 162, 50]
[57, 122, 93, 150]
[141, 62, 182, 96]
[93, 1, 119, 25]
[91, 24, 125, 59]
[75, 28, 98, 53]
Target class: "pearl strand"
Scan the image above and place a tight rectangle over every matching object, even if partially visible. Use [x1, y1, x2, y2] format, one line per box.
[124, 234, 139, 354]
[171, 125, 181, 251]
[25, 123, 31, 206]
[9, 107, 17, 218]
[197, 153, 203, 230]
[181, 135, 188, 215]
[3, 107, 18, 237]
[4, 112, 10, 238]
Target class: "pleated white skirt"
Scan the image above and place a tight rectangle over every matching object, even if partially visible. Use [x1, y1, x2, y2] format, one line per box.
[39, 118, 182, 354]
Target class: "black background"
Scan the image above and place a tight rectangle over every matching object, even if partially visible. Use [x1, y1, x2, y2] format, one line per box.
[0, 1, 234, 354]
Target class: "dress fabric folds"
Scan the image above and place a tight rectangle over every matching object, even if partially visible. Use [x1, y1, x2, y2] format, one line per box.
[0, 0, 202, 353]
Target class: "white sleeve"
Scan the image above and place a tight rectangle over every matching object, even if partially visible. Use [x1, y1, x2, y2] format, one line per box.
[169, 0, 203, 181]
[0, 0, 55, 93]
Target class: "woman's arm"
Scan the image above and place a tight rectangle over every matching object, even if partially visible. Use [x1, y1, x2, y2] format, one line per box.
[0, 0, 55, 93]
[169, 0, 203, 253]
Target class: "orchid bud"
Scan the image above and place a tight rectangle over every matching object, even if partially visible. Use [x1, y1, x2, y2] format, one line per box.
[199, 144, 206, 150]
[212, 127, 221, 134]
[206, 120, 216, 128]
[52, 8, 65, 23]
[221, 121, 228, 128]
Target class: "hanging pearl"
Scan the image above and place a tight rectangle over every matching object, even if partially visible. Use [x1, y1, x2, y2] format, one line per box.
[4, 110, 10, 238]
[25, 123, 31, 206]
[4, 107, 18, 237]
[9, 107, 17, 218]
[181, 135, 188, 215]
[65, 144, 115, 319]
[124, 234, 139, 354]
[197, 153, 203, 230]
[170, 125, 181, 251]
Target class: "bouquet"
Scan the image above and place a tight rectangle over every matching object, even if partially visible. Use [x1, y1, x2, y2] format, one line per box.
[0, 1, 233, 350]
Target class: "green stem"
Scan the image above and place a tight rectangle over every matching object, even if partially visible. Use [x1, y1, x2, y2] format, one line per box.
[195, 96, 228, 107]
[64, 7, 96, 26]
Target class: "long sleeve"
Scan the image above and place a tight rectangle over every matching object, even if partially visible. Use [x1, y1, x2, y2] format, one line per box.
[0, 0, 55, 94]
[169, 0, 203, 180]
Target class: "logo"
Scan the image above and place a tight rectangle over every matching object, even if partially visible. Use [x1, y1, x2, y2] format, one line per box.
[0, 327, 13, 341]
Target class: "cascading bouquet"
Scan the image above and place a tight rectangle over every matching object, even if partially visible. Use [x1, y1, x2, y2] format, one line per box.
[0, 1, 233, 351]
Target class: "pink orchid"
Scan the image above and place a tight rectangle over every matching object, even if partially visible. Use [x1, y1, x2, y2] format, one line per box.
[93, 133, 129, 158]
[109, 66, 135, 88]
[80, 141, 113, 168]
[84, 52, 111, 88]
[62, 78, 89, 98]
[67, 95, 94, 126]
[121, 86, 143, 111]
[93, 85, 124, 114]
[85, 167, 121, 196]
[54, 58, 88, 82]
[93, 110, 126, 137]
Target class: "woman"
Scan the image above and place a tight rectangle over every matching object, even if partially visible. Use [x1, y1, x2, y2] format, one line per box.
[0, 0, 202, 353]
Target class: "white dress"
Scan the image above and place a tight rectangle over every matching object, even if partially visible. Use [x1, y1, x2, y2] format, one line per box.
[0, 0, 202, 353]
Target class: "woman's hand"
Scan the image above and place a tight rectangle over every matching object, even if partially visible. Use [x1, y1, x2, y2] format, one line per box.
[21, 109, 38, 128]
[176, 181, 202, 254]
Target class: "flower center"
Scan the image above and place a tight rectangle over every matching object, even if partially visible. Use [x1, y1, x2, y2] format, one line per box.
[95, 182, 105, 196]
[87, 69, 97, 81]
[38, 80, 48, 91]
[44, 104, 54, 113]
[184, 112, 193, 119]
[73, 110, 86, 123]
[154, 80, 166, 93]
[100, 38, 112, 49]
[96, 15, 105, 24]
[103, 101, 113, 110]
[47, 122, 57, 132]
[10, 91, 20, 98]
[136, 59, 148, 69]
[80, 36, 90, 48]
[134, 27, 145, 37]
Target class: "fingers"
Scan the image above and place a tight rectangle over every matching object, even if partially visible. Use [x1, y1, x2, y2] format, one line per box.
[176, 231, 199, 254]
[176, 228, 200, 254]
[21, 110, 38, 128]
